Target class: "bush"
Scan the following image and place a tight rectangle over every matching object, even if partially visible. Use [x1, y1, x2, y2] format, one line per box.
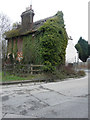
[77, 70, 86, 77]
[45, 65, 86, 81]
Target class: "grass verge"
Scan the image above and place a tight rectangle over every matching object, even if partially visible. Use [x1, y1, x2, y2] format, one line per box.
[0, 66, 86, 83]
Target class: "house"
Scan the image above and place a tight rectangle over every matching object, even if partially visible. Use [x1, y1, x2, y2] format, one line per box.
[66, 40, 82, 64]
[5, 5, 57, 62]
[5, 4, 78, 65]
[6, 5, 36, 61]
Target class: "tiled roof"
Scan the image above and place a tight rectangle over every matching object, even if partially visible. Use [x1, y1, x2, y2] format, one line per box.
[5, 16, 54, 39]
[32, 16, 54, 30]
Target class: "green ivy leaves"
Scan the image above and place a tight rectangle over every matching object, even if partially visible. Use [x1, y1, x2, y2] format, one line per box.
[22, 11, 68, 72]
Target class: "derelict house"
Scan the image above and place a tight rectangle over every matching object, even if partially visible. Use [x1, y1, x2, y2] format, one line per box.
[5, 4, 78, 65]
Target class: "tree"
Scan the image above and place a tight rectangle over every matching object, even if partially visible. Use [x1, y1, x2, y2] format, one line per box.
[75, 37, 89, 62]
[88, 44, 90, 57]
[0, 13, 11, 60]
[12, 22, 21, 29]
[75, 43, 83, 59]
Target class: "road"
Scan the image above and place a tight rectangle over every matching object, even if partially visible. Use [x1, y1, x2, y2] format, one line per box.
[0, 73, 88, 118]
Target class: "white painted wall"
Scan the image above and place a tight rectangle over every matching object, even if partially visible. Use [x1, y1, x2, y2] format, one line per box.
[66, 40, 81, 64]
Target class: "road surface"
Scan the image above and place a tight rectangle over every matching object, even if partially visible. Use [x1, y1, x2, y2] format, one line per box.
[0, 73, 88, 118]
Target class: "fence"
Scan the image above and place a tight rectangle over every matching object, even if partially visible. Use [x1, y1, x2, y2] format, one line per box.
[77, 62, 88, 69]
[66, 61, 90, 70]
[3, 64, 44, 77]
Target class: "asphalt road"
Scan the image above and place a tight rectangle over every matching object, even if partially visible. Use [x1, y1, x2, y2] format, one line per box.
[0, 73, 88, 118]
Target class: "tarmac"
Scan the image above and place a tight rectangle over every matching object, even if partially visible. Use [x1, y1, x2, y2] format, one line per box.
[0, 72, 88, 119]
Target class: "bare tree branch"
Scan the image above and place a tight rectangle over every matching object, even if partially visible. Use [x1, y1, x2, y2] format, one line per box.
[0, 13, 11, 59]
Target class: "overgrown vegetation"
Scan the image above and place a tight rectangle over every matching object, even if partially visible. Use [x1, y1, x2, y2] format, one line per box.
[22, 11, 68, 72]
[5, 11, 68, 72]
[1, 71, 45, 82]
[13, 40, 18, 59]
[1, 66, 86, 82]
[1, 72, 26, 82]
[22, 34, 42, 64]
[39, 11, 68, 72]
[54, 66, 86, 79]
[43, 66, 86, 81]
[5, 28, 21, 39]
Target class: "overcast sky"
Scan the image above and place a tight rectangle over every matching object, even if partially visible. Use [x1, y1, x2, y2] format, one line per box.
[0, 0, 89, 45]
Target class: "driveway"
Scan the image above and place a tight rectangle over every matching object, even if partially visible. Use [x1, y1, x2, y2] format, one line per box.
[0, 73, 88, 118]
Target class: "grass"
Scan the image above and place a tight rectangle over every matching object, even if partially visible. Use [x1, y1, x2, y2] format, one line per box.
[0, 72, 2, 82]
[0, 72, 45, 82]
[1, 72, 26, 82]
[0, 66, 86, 83]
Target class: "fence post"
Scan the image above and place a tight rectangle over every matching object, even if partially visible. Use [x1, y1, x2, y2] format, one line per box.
[13, 63, 16, 75]
[31, 64, 33, 75]
[4, 64, 6, 76]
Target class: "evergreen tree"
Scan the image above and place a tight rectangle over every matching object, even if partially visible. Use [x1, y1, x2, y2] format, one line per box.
[75, 37, 89, 62]
[88, 44, 90, 57]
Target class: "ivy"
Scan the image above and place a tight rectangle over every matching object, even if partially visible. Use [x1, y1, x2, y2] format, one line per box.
[5, 28, 21, 39]
[7, 40, 12, 53]
[11, 40, 13, 53]
[22, 35, 42, 64]
[6, 11, 68, 72]
[38, 11, 68, 72]
[13, 40, 18, 59]
[22, 11, 68, 72]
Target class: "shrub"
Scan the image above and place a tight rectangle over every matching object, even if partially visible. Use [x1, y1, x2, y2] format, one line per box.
[77, 70, 86, 77]
[46, 65, 86, 80]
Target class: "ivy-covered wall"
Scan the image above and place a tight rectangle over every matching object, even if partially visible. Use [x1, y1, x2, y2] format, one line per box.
[7, 40, 12, 54]
[22, 34, 42, 64]
[6, 11, 68, 72]
[7, 38, 18, 58]
[22, 11, 68, 71]
[13, 39, 18, 58]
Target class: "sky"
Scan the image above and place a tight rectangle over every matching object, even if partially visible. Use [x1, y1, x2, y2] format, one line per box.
[0, 0, 89, 45]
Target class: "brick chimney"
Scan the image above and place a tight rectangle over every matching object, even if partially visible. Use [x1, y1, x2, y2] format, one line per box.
[21, 5, 35, 30]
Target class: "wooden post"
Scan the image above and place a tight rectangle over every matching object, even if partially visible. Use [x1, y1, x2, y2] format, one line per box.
[4, 64, 6, 76]
[31, 64, 33, 75]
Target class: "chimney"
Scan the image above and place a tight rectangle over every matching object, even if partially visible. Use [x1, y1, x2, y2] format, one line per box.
[30, 5, 32, 10]
[21, 5, 34, 30]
